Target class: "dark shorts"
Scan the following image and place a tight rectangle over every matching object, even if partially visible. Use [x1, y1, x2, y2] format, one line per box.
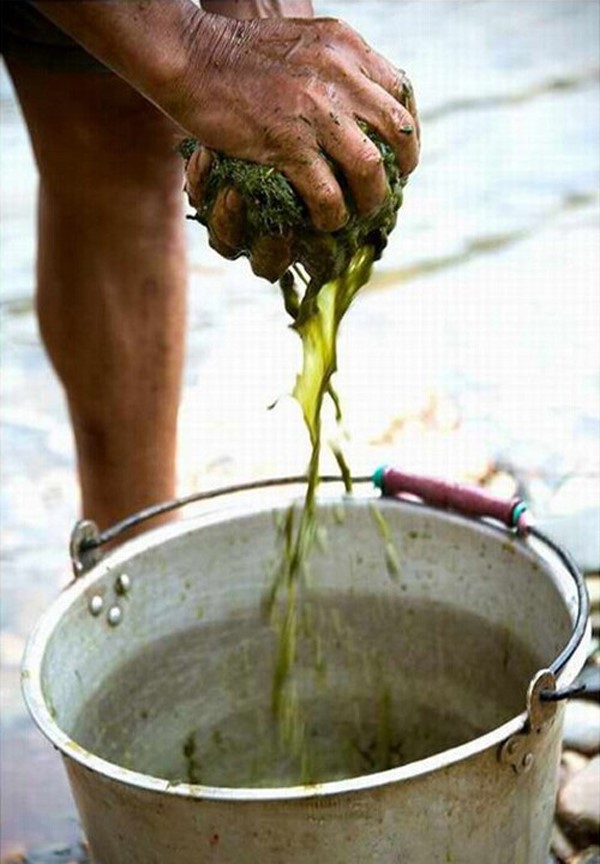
[1, 1, 106, 71]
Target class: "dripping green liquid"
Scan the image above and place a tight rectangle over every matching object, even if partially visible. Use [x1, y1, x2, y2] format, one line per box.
[267, 245, 378, 775]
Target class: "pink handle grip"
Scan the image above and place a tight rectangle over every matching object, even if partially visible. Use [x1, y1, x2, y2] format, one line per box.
[375, 466, 529, 532]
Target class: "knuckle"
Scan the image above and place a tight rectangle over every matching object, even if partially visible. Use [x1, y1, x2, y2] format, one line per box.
[321, 17, 364, 54]
[312, 182, 346, 230]
[354, 144, 383, 178]
[265, 120, 314, 166]
[316, 178, 343, 210]
[387, 104, 409, 129]
[322, 17, 347, 38]
[298, 85, 329, 123]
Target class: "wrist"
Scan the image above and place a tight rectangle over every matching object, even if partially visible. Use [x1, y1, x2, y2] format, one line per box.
[155, 8, 236, 138]
[32, 0, 206, 115]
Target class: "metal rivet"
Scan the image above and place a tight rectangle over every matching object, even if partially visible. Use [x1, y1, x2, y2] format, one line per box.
[522, 753, 534, 772]
[89, 595, 104, 616]
[115, 573, 131, 596]
[107, 605, 122, 626]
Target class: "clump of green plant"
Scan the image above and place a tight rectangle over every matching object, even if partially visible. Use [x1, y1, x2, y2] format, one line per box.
[181, 127, 406, 289]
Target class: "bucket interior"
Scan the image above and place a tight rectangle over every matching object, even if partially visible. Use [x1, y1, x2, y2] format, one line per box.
[38, 498, 576, 788]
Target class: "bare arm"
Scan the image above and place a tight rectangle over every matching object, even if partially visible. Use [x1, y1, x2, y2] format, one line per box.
[33, 0, 418, 231]
[200, 1, 314, 20]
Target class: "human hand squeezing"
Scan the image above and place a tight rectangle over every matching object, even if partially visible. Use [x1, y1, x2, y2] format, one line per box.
[182, 8, 419, 280]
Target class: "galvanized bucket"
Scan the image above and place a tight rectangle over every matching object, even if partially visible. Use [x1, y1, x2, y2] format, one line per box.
[22, 477, 590, 864]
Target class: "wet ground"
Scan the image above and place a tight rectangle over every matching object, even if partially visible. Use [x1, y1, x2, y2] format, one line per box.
[1, 0, 599, 856]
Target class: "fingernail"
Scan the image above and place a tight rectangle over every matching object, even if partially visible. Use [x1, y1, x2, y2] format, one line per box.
[400, 124, 414, 135]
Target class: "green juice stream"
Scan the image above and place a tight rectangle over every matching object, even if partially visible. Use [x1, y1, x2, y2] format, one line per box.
[267, 245, 376, 774]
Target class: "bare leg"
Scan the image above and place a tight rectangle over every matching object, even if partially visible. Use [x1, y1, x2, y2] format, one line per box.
[6, 61, 187, 530]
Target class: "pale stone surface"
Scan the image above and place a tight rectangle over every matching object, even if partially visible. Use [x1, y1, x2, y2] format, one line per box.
[588, 577, 600, 610]
[557, 756, 600, 847]
[569, 849, 600, 864]
[562, 702, 600, 756]
[539, 511, 600, 574]
[558, 750, 590, 794]
[577, 664, 600, 703]
[551, 822, 576, 862]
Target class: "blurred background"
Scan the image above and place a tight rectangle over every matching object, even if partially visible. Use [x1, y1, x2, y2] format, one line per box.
[1, 0, 599, 855]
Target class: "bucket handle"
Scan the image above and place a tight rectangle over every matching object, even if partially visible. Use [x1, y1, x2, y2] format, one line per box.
[70, 469, 529, 570]
[69, 470, 589, 693]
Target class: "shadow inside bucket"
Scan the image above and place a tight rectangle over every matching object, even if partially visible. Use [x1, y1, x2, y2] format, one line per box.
[69, 594, 542, 788]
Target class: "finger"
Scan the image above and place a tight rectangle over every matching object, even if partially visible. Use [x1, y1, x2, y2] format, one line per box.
[283, 153, 348, 232]
[185, 147, 213, 209]
[250, 233, 294, 282]
[352, 82, 420, 179]
[318, 118, 387, 216]
[357, 49, 421, 143]
[396, 70, 421, 144]
[209, 186, 247, 252]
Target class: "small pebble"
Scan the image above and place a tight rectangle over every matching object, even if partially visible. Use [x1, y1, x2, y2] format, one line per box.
[557, 755, 600, 847]
[1, 848, 26, 864]
[0, 631, 25, 666]
[558, 749, 589, 792]
[562, 700, 600, 755]
[587, 575, 600, 610]
[569, 849, 600, 864]
[576, 664, 600, 702]
[551, 821, 576, 861]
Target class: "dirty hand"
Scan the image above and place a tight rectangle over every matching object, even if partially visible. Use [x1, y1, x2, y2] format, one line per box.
[33, 0, 418, 276]
[182, 14, 418, 276]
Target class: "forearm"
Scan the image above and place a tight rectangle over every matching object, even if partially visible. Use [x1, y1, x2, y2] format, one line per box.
[200, 0, 313, 18]
[32, 0, 207, 111]
[33, 0, 314, 100]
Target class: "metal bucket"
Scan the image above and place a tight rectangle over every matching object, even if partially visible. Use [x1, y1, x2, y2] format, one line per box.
[22, 480, 590, 864]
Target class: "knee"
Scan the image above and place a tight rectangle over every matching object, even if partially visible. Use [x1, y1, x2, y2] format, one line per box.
[40, 140, 184, 221]
[9, 63, 184, 212]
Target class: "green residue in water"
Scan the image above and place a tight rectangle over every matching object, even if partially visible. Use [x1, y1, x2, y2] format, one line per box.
[183, 731, 202, 785]
[375, 684, 395, 770]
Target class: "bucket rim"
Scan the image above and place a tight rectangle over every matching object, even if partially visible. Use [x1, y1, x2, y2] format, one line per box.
[22, 488, 591, 803]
